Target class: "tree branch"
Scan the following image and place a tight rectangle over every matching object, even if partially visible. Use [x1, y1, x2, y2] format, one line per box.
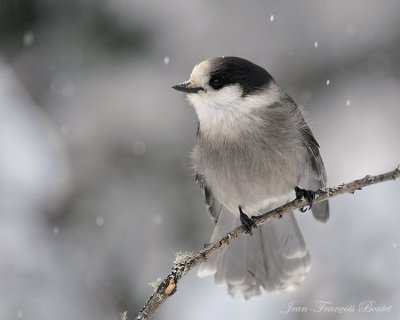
[134, 166, 400, 320]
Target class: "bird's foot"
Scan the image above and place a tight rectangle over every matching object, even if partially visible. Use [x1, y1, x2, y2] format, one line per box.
[239, 206, 257, 235]
[295, 187, 315, 212]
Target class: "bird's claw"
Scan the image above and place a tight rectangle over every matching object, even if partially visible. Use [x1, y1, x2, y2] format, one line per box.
[239, 206, 257, 235]
[295, 187, 315, 212]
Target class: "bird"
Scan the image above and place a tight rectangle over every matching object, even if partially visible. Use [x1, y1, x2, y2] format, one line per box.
[172, 56, 329, 299]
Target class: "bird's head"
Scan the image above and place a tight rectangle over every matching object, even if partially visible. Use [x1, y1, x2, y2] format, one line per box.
[173, 57, 282, 137]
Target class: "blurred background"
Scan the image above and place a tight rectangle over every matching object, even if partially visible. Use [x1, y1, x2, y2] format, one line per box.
[1, 0, 400, 319]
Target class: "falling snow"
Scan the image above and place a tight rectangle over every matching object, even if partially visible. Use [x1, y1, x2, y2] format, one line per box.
[51, 72, 75, 97]
[153, 214, 163, 225]
[23, 32, 34, 47]
[96, 216, 104, 226]
[4, 3, 399, 319]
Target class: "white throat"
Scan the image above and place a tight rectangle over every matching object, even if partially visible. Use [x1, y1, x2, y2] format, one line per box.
[187, 83, 282, 139]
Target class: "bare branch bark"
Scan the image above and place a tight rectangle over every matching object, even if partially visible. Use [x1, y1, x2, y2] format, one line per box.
[134, 166, 400, 320]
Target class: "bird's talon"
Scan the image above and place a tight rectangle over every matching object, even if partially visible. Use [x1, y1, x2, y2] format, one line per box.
[239, 206, 257, 235]
[295, 187, 315, 212]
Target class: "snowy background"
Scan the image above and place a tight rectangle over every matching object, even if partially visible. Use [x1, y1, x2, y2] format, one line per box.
[1, 0, 400, 319]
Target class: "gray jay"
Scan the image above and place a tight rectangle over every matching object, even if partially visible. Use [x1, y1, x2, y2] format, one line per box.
[172, 57, 329, 299]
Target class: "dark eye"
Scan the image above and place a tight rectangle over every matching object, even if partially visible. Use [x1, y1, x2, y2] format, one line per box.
[209, 77, 224, 89]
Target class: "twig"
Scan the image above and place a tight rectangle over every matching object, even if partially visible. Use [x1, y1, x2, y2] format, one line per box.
[134, 166, 400, 320]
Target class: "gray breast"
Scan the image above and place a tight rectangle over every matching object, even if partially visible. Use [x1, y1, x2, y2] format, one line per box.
[192, 133, 307, 216]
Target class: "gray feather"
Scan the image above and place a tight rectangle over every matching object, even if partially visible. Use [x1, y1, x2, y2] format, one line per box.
[196, 173, 222, 224]
[190, 78, 328, 297]
[198, 208, 311, 298]
[299, 120, 330, 222]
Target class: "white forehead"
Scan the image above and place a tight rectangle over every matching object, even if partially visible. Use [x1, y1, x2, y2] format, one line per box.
[190, 59, 212, 87]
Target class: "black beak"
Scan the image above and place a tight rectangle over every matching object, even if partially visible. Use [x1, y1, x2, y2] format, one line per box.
[172, 81, 203, 94]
